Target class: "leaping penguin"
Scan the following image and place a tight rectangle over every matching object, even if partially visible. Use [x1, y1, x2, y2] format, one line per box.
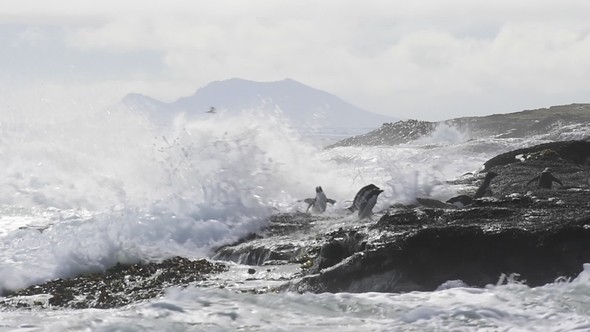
[301, 186, 336, 214]
[347, 184, 384, 220]
[526, 168, 563, 189]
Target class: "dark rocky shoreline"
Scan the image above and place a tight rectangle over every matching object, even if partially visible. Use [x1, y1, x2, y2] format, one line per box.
[2, 139, 589, 309]
[218, 139, 590, 293]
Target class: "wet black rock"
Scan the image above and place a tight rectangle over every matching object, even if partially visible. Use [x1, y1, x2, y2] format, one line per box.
[0, 257, 227, 309]
[212, 212, 326, 266]
[291, 208, 590, 293]
[317, 230, 366, 270]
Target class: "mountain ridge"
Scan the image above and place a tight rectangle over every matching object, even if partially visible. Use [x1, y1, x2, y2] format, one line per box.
[122, 78, 398, 129]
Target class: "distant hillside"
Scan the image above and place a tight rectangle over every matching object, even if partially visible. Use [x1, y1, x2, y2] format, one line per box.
[327, 104, 590, 148]
[122, 78, 397, 129]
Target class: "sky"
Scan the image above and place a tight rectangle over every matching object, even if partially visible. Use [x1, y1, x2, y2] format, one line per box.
[1, 0, 590, 121]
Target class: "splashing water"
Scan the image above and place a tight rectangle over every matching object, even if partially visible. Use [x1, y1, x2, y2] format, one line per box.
[3, 87, 590, 330]
[415, 123, 471, 145]
[0, 99, 340, 291]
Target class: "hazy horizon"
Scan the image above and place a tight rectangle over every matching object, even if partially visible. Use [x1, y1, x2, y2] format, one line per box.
[2, 1, 590, 121]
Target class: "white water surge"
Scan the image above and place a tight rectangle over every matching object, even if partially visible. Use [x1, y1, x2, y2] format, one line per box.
[1, 89, 589, 330]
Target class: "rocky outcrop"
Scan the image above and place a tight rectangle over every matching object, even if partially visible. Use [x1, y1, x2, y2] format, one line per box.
[288, 200, 590, 293]
[327, 103, 590, 148]
[326, 119, 435, 147]
[215, 140, 590, 294]
[282, 142, 590, 293]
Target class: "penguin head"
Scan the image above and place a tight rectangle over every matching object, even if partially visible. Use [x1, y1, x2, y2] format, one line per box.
[316, 186, 323, 193]
[365, 185, 382, 196]
[543, 167, 551, 173]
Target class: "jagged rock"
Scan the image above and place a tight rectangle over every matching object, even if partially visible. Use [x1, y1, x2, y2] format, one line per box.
[317, 230, 366, 270]
[212, 213, 326, 265]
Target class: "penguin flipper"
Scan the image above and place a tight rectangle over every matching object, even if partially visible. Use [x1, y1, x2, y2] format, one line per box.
[326, 199, 336, 205]
[526, 175, 540, 186]
[302, 198, 315, 205]
[551, 175, 564, 187]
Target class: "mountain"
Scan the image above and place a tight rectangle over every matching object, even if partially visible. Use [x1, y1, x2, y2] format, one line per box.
[122, 78, 398, 129]
[327, 103, 590, 148]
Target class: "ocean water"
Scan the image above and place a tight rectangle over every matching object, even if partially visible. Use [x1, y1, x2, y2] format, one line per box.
[1, 99, 590, 331]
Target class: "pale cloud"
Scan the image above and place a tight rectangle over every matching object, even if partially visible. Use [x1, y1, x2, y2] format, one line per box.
[1, 0, 590, 120]
[16, 27, 45, 46]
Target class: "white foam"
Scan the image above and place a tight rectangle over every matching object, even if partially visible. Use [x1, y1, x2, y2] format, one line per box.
[4, 269, 590, 331]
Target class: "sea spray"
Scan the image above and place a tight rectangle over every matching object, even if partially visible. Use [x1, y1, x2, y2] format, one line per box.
[415, 122, 471, 145]
[0, 104, 340, 291]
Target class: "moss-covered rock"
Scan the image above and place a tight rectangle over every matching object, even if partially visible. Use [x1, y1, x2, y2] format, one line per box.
[1, 257, 227, 309]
